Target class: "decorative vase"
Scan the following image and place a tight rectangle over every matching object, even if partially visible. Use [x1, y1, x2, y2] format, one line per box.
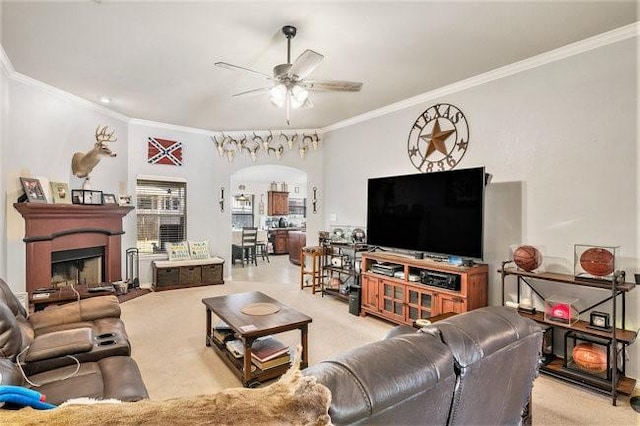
[82, 177, 91, 190]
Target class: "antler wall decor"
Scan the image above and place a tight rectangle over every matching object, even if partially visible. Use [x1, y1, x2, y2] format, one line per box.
[71, 125, 117, 179]
[210, 130, 321, 163]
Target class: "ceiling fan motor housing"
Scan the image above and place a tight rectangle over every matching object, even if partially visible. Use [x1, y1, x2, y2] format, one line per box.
[282, 25, 297, 39]
[273, 63, 292, 79]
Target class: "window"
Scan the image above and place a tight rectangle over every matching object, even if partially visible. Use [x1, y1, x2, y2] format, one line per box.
[231, 194, 254, 229]
[136, 179, 187, 254]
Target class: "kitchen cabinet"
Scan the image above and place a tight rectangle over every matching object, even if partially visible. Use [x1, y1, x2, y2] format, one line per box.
[288, 231, 306, 265]
[268, 191, 289, 215]
[272, 230, 288, 254]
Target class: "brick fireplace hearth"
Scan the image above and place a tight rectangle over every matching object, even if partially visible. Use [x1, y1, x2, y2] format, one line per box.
[14, 203, 134, 294]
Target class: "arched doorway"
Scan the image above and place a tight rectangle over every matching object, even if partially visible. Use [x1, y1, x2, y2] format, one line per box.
[229, 165, 308, 265]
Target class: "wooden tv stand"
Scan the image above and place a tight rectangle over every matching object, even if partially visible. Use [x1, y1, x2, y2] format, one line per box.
[360, 252, 488, 325]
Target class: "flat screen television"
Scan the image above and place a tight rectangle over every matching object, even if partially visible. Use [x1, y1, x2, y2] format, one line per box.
[366, 166, 485, 259]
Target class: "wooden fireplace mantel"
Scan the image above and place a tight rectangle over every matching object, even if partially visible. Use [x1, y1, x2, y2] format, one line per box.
[14, 203, 134, 294]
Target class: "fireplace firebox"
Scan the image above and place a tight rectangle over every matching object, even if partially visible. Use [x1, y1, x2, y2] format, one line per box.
[51, 246, 105, 287]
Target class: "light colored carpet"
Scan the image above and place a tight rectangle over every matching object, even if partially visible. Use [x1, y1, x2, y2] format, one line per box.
[120, 256, 639, 425]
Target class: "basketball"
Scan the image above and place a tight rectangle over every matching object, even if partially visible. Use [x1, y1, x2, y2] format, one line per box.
[579, 248, 614, 276]
[572, 342, 607, 373]
[513, 245, 542, 272]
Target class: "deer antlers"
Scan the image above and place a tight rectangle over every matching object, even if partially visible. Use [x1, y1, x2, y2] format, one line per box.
[95, 125, 117, 144]
[210, 131, 320, 162]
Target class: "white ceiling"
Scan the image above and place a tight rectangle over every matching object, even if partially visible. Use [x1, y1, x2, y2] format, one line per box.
[2, 1, 636, 132]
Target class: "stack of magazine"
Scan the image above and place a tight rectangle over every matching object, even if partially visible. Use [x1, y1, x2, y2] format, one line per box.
[213, 319, 234, 345]
[250, 336, 291, 370]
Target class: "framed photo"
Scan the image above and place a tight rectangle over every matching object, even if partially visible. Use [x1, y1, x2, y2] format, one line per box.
[102, 193, 117, 205]
[71, 189, 103, 205]
[20, 177, 47, 203]
[588, 311, 611, 331]
[50, 182, 72, 204]
[118, 195, 132, 206]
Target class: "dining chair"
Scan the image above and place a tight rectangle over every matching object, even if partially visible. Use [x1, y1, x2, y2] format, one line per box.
[238, 227, 258, 267]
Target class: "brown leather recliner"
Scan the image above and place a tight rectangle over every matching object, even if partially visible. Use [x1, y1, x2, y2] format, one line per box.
[0, 279, 131, 375]
[0, 301, 148, 405]
[304, 306, 542, 425]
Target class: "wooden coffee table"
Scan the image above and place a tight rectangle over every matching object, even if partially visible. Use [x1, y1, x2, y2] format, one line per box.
[202, 291, 312, 387]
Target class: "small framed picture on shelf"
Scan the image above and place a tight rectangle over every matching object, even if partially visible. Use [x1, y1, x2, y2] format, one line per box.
[588, 311, 611, 331]
[118, 195, 132, 206]
[102, 193, 117, 205]
[50, 182, 72, 204]
[71, 189, 104, 205]
[20, 177, 47, 203]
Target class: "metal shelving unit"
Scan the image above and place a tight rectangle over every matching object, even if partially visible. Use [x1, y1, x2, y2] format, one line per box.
[500, 261, 637, 405]
[320, 242, 368, 301]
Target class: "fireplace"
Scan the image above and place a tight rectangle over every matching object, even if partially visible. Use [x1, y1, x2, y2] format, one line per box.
[14, 203, 134, 294]
[51, 246, 105, 287]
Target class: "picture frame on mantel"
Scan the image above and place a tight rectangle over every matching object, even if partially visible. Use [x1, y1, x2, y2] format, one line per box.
[102, 193, 117, 205]
[19, 177, 47, 203]
[50, 181, 72, 204]
[71, 189, 104, 205]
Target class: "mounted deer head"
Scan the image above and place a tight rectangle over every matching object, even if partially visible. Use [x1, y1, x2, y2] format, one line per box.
[71, 125, 117, 178]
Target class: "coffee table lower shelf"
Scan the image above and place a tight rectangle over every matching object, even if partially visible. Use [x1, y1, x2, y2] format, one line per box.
[205, 336, 291, 387]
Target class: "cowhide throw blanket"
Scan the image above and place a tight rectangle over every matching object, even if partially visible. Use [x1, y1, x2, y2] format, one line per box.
[0, 348, 332, 425]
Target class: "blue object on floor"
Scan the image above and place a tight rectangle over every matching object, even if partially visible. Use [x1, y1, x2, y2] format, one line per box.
[0, 385, 56, 410]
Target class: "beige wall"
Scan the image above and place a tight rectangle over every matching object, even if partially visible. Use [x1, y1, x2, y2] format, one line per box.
[322, 37, 639, 379]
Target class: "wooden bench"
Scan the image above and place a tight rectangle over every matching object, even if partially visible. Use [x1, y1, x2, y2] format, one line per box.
[152, 257, 224, 291]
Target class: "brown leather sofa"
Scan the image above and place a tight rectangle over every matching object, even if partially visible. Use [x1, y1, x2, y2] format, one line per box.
[0, 279, 131, 374]
[0, 301, 148, 404]
[304, 306, 542, 425]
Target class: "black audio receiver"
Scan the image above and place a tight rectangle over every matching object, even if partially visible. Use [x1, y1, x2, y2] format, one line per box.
[419, 270, 461, 291]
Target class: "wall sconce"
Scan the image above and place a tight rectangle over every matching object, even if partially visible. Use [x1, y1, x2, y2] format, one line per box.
[312, 186, 318, 214]
[219, 187, 225, 212]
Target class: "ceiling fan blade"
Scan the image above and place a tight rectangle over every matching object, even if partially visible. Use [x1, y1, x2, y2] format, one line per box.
[287, 49, 324, 80]
[302, 80, 363, 92]
[231, 87, 272, 98]
[215, 62, 274, 80]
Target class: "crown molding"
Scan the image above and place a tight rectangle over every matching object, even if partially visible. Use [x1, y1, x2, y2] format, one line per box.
[10, 71, 130, 122]
[322, 22, 639, 133]
[0, 44, 15, 76]
[129, 117, 321, 137]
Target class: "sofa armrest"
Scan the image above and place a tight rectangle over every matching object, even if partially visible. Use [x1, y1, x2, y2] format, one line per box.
[25, 328, 93, 362]
[28, 296, 120, 332]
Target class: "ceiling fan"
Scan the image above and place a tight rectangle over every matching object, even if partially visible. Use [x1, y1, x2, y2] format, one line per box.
[215, 25, 363, 125]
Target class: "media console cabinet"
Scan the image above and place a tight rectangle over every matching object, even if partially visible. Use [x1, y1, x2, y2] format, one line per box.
[153, 257, 224, 291]
[360, 252, 488, 325]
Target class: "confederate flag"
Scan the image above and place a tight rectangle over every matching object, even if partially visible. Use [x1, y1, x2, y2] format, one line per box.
[147, 137, 183, 166]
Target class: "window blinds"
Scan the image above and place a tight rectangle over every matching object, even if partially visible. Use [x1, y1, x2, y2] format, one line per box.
[136, 179, 187, 254]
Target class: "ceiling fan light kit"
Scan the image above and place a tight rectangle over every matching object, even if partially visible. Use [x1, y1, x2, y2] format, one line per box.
[215, 25, 363, 125]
